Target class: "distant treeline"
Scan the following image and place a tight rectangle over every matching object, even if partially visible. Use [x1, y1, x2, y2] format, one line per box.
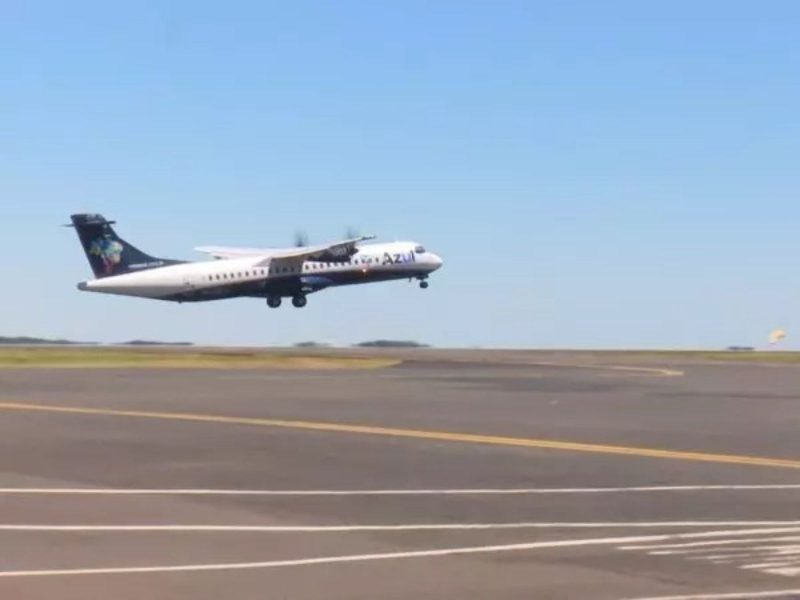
[0, 336, 80, 345]
[355, 340, 429, 348]
[4, 335, 422, 349]
[122, 340, 194, 346]
[0, 336, 193, 346]
[294, 340, 429, 349]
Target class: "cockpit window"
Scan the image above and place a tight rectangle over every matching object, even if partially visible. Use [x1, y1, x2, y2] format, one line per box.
[414, 245, 426, 253]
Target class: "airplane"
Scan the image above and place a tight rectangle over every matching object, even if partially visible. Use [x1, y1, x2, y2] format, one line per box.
[68, 214, 443, 308]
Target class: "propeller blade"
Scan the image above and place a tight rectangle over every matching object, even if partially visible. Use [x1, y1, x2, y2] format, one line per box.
[294, 230, 309, 248]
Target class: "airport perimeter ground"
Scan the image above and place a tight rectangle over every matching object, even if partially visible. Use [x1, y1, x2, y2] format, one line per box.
[1, 348, 800, 599]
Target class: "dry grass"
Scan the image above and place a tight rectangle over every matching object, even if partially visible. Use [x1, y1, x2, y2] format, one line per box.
[0, 347, 399, 370]
[576, 350, 800, 364]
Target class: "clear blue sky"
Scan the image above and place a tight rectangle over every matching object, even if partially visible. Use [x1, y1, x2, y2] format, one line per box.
[2, 1, 798, 348]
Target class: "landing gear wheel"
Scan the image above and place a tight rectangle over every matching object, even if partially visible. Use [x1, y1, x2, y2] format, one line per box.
[419, 280, 429, 289]
[292, 295, 308, 308]
[267, 296, 282, 308]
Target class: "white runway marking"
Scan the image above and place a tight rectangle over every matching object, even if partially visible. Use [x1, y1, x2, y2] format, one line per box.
[621, 536, 800, 551]
[766, 567, 800, 576]
[619, 530, 800, 578]
[649, 544, 800, 556]
[3, 523, 800, 532]
[0, 527, 794, 578]
[2, 486, 799, 584]
[1, 484, 800, 495]
[741, 559, 800, 570]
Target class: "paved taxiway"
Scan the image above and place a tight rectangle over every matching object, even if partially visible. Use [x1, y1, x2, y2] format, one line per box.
[0, 352, 799, 599]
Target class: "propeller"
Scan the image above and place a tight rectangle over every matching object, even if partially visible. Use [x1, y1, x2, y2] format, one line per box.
[295, 228, 366, 246]
[294, 230, 309, 248]
[292, 227, 369, 258]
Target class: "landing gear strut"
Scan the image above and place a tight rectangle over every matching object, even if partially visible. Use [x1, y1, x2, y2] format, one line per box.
[267, 296, 282, 308]
[292, 295, 308, 308]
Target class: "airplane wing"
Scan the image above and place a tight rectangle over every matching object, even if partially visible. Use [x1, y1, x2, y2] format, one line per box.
[195, 236, 376, 263]
[194, 246, 281, 260]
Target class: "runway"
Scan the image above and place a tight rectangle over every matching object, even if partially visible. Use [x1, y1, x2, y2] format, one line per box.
[0, 352, 799, 599]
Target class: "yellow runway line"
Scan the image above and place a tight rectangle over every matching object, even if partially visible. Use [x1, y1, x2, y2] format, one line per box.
[0, 401, 797, 470]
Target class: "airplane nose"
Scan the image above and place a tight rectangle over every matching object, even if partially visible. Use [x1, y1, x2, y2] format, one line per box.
[430, 253, 443, 270]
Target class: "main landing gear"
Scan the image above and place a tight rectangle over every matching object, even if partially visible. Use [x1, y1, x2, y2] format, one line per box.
[267, 295, 308, 308]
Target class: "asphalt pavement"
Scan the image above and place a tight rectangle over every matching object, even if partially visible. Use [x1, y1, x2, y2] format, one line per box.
[0, 352, 799, 599]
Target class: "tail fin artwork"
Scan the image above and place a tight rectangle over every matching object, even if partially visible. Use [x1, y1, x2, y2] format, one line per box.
[69, 214, 182, 278]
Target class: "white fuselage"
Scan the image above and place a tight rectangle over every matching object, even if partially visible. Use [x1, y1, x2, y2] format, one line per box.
[79, 241, 443, 301]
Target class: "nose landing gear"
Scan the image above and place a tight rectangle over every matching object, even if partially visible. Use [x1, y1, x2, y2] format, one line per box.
[419, 280, 429, 289]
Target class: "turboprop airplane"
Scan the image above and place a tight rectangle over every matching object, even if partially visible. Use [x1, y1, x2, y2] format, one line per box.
[69, 214, 443, 308]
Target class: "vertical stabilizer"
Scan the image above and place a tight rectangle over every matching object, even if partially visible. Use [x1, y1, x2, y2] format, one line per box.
[69, 214, 181, 278]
